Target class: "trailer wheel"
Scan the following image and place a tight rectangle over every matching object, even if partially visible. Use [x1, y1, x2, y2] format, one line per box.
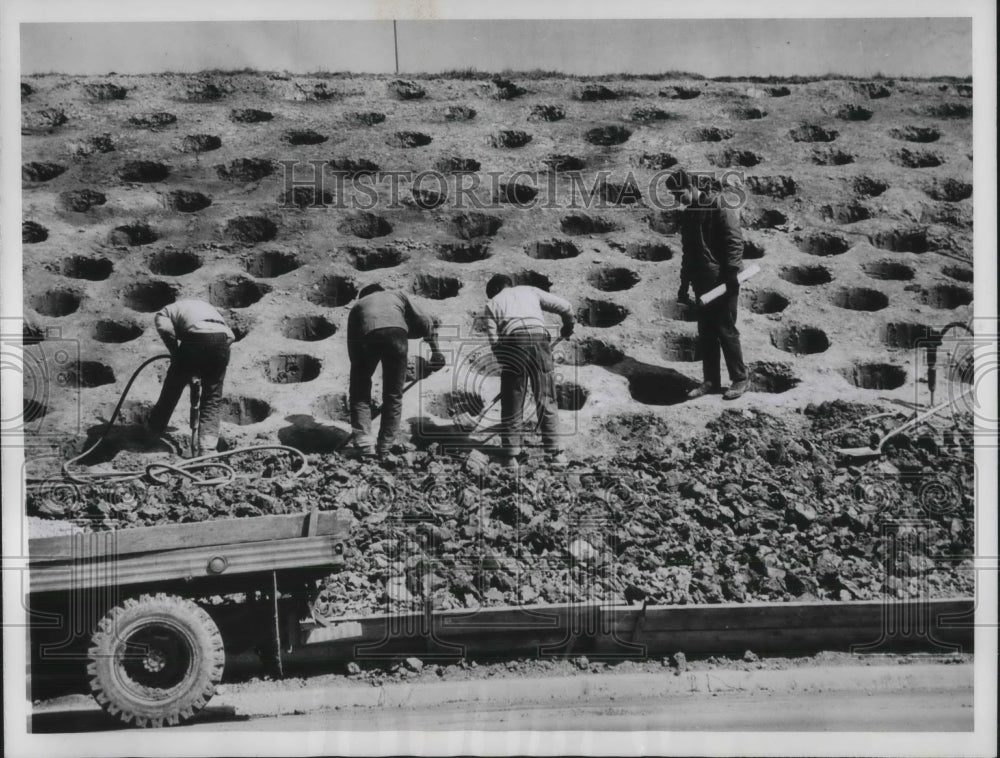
[87, 593, 225, 728]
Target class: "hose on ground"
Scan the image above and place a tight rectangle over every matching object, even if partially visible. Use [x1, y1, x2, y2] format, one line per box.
[59, 353, 308, 486]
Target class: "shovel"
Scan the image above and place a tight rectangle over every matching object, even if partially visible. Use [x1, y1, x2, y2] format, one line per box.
[835, 386, 974, 460]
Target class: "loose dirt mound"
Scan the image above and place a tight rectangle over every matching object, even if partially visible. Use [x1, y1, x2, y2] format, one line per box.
[746, 175, 796, 199]
[835, 104, 873, 121]
[121, 280, 176, 312]
[889, 126, 941, 143]
[281, 316, 337, 342]
[242, 250, 299, 278]
[165, 189, 212, 212]
[528, 104, 566, 122]
[29, 288, 81, 317]
[109, 222, 158, 246]
[118, 160, 169, 182]
[344, 111, 386, 126]
[22, 221, 48, 243]
[91, 318, 144, 344]
[22, 162, 66, 183]
[215, 158, 274, 182]
[224, 215, 278, 245]
[387, 131, 432, 148]
[307, 275, 358, 307]
[128, 112, 176, 128]
[148, 250, 202, 276]
[58, 189, 106, 212]
[387, 79, 426, 100]
[526, 239, 581, 260]
[770, 324, 830, 354]
[585, 125, 631, 146]
[577, 298, 629, 327]
[789, 124, 838, 142]
[338, 212, 392, 239]
[449, 213, 502, 240]
[488, 130, 533, 148]
[180, 134, 222, 153]
[230, 108, 273, 123]
[60, 255, 113, 281]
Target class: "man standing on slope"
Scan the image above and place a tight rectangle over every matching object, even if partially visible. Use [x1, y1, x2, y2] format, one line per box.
[484, 274, 574, 469]
[674, 169, 749, 401]
[147, 298, 235, 454]
[347, 284, 444, 458]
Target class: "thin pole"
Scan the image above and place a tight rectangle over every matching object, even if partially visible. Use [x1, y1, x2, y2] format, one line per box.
[393, 20, 399, 75]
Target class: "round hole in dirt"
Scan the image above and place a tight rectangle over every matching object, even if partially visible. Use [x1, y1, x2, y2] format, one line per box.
[180, 134, 221, 153]
[564, 338, 624, 366]
[919, 284, 973, 310]
[434, 156, 481, 173]
[281, 187, 334, 209]
[578, 299, 629, 328]
[630, 107, 674, 123]
[830, 287, 889, 311]
[307, 275, 358, 307]
[511, 270, 553, 290]
[436, 243, 490, 264]
[741, 289, 789, 314]
[22, 162, 66, 182]
[338, 212, 392, 239]
[63, 361, 115, 389]
[225, 216, 277, 245]
[282, 129, 328, 146]
[623, 242, 675, 262]
[230, 108, 273, 123]
[789, 124, 838, 142]
[748, 361, 801, 393]
[23, 108, 69, 132]
[60, 255, 113, 281]
[890, 126, 941, 143]
[311, 392, 351, 422]
[386, 79, 426, 100]
[148, 250, 202, 276]
[327, 158, 380, 176]
[577, 84, 619, 101]
[347, 245, 410, 270]
[438, 105, 476, 121]
[121, 280, 176, 312]
[821, 202, 872, 223]
[587, 267, 640, 292]
[656, 299, 698, 322]
[29, 289, 81, 317]
[707, 148, 762, 168]
[841, 363, 907, 390]
[426, 391, 485, 419]
[264, 354, 321, 384]
[585, 125, 632, 147]
[836, 105, 873, 121]
[892, 149, 943, 169]
[528, 104, 566, 122]
[942, 265, 973, 283]
[852, 176, 889, 197]
[215, 158, 274, 183]
[746, 175, 797, 199]
[795, 231, 851, 256]
[686, 127, 734, 142]
[741, 208, 787, 229]
[487, 130, 533, 148]
[243, 250, 299, 278]
[853, 82, 892, 99]
[527, 239, 581, 260]
[660, 85, 701, 100]
[879, 322, 934, 350]
[598, 179, 643, 205]
[779, 265, 832, 286]
[731, 106, 768, 120]
[412, 274, 462, 300]
[561, 214, 617, 235]
[109, 223, 157, 247]
[448, 213, 502, 240]
[166, 190, 212, 213]
[925, 102, 972, 118]
[495, 182, 538, 205]
[811, 148, 855, 166]
[220, 397, 272, 425]
[924, 179, 972, 202]
[281, 315, 337, 342]
[387, 131, 432, 148]
[84, 82, 127, 101]
[59, 189, 107, 212]
[343, 111, 385, 126]
[869, 227, 929, 253]
[769, 325, 830, 355]
[743, 240, 765, 259]
[555, 382, 590, 411]
[91, 318, 143, 343]
[631, 152, 678, 170]
[661, 332, 702, 362]
[207, 276, 271, 309]
[627, 369, 700, 405]
[862, 260, 915, 281]
[118, 161, 169, 183]
[23, 221, 48, 243]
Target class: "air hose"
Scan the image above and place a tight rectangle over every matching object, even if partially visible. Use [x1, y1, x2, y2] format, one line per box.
[59, 354, 308, 486]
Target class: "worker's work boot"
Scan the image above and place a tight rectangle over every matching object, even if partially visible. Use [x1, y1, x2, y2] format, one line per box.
[687, 382, 719, 399]
[723, 380, 749, 401]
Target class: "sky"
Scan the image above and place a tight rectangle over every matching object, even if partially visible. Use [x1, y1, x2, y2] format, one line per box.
[20, 18, 972, 77]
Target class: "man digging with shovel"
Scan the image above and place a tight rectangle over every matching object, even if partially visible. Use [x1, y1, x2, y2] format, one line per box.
[347, 283, 445, 459]
[483, 274, 574, 470]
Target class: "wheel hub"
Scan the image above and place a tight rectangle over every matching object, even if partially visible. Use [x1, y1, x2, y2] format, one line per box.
[143, 648, 167, 673]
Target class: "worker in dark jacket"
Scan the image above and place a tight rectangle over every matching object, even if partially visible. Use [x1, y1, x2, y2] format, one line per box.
[147, 299, 235, 454]
[674, 169, 749, 400]
[347, 284, 444, 457]
[484, 275, 574, 468]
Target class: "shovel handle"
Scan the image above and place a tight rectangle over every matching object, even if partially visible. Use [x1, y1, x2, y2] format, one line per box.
[878, 385, 974, 451]
[697, 264, 761, 306]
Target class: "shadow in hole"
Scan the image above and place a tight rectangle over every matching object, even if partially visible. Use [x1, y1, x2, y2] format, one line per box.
[606, 357, 700, 405]
[30, 705, 247, 733]
[76, 422, 178, 465]
[277, 415, 352, 453]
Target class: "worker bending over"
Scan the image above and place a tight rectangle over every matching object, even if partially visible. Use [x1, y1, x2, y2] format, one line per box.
[484, 275, 574, 469]
[347, 284, 444, 458]
[147, 299, 235, 454]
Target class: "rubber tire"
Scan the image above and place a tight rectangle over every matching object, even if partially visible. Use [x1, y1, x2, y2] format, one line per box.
[87, 593, 225, 728]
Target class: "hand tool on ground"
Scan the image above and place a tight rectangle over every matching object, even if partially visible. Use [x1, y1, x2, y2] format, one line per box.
[697, 263, 761, 306]
[835, 385, 974, 461]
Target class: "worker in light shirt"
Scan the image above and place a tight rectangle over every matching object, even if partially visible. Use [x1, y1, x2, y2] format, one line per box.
[483, 275, 574, 469]
[147, 299, 234, 454]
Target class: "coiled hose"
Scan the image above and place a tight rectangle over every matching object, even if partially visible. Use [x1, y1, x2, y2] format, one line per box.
[60, 354, 308, 486]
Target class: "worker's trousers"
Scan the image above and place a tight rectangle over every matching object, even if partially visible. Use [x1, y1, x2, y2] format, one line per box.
[148, 333, 231, 441]
[494, 328, 560, 456]
[695, 282, 747, 387]
[349, 327, 408, 453]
